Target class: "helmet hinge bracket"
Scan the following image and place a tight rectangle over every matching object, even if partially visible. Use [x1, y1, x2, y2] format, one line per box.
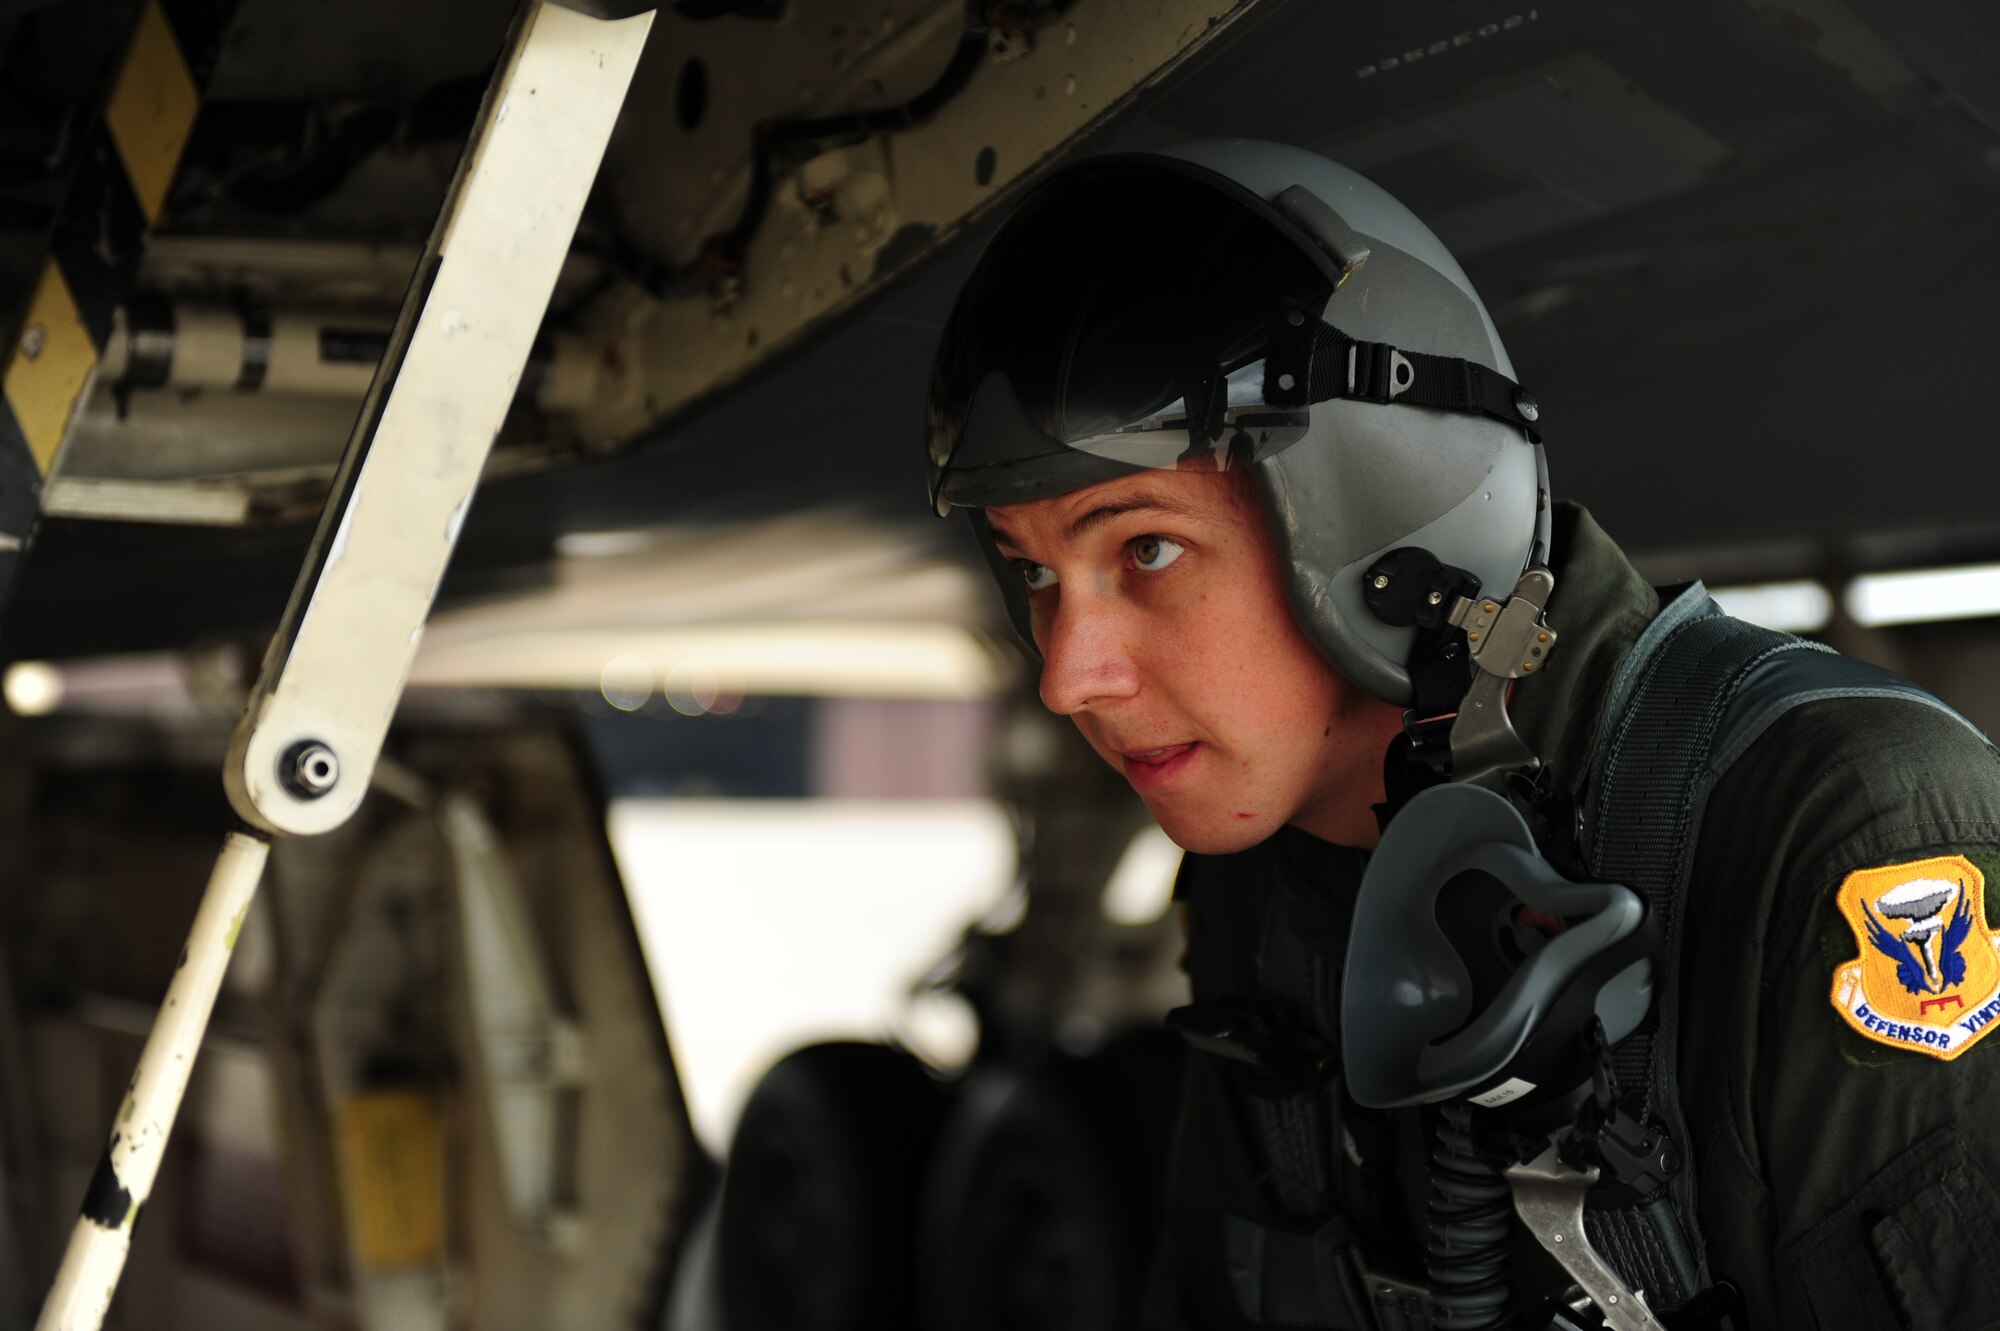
[1273, 184, 1371, 287]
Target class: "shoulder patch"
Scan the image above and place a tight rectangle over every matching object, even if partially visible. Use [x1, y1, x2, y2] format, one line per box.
[1830, 855, 2000, 1060]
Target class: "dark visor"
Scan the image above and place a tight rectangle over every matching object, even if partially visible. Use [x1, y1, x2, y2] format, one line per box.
[926, 159, 1337, 514]
[925, 157, 1541, 515]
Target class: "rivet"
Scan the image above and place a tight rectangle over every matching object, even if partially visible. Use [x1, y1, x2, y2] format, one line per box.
[1484, 602, 1497, 613]
[1515, 389, 1540, 422]
[1371, 574, 1389, 590]
[1427, 590, 1443, 606]
[1553, 1232, 1564, 1243]
[1468, 631, 1481, 642]
[1522, 661, 1535, 671]
[19, 325, 45, 360]
[1537, 631, 1549, 642]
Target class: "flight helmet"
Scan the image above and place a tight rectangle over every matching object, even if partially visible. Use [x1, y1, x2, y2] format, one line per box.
[925, 138, 1550, 705]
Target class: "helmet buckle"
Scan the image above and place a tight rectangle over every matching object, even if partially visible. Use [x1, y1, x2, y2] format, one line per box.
[1340, 340, 1420, 402]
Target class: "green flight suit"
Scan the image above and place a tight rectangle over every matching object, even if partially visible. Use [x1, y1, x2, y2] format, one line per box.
[1145, 502, 2000, 1331]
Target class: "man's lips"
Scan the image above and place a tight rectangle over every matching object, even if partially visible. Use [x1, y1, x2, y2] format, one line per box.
[1120, 742, 1194, 764]
[1118, 741, 1200, 787]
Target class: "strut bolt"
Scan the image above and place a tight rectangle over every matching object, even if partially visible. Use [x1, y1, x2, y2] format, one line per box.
[1553, 1232, 1565, 1243]
[1515, 389, 1540, 422]
[1427, 590, 1443, 606]
[1372, 574, 1389, 589]
[282, 741, 340, 799]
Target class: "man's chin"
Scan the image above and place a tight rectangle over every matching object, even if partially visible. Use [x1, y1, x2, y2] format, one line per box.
[1148, 805, 1281, 856]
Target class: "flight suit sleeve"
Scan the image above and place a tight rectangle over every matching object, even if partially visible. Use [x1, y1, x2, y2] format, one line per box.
[1684, 698, 2000, 1331]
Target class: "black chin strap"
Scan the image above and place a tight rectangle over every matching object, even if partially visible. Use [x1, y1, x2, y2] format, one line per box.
[1362, 547, 1481, 832]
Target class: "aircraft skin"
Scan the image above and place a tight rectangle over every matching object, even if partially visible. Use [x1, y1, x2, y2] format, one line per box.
[0, 1, 1998, 1327]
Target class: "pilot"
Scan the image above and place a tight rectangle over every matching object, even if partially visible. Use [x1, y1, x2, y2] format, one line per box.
[922, 139, 2000, 1331]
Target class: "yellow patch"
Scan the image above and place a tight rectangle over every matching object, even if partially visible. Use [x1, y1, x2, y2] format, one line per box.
[1830, 855, 2000, 1061]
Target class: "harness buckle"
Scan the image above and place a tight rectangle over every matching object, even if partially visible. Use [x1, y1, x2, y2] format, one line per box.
[1561, 1020, 1683, 1205]
[1165, 997, 1337, 1095]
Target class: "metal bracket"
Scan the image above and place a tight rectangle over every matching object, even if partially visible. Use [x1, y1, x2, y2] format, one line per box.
[223, 1, 654, 837]
[1505, 1144, 1667, 1331]
[1447, 566, 1558, 787]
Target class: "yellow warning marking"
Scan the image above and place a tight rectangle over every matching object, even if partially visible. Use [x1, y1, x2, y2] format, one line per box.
[337, 1090, 444, 1270]
[3, 263, 99, 473]
[104, 0, 199, 223]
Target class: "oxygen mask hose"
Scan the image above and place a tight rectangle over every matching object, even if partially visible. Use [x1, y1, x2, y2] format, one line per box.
[1426, 1100, 1513, 1330]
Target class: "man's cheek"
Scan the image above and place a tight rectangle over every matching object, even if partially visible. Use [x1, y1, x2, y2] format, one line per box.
[1073, 720, 1123, 771]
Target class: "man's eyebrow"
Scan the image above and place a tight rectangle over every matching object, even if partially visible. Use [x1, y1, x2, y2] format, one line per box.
[985, 489, 1211, 553]
[985, 516, 1024, 551]
[1064, 492, 1208, 540]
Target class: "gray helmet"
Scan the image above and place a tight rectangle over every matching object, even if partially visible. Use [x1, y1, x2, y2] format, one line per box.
[925, 138, 1550, 705]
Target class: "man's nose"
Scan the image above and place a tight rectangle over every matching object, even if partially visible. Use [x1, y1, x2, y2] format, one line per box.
[1037, 592, 1140, 715]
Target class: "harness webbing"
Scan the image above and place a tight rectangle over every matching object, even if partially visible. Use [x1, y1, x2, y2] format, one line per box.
[1578, 586, 1986, 1305]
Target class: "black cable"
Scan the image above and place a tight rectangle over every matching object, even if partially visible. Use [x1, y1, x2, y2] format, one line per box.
[624, 2, 1089, 299]
[571, 1, 1073, 310]
[714, 24, 990, 265]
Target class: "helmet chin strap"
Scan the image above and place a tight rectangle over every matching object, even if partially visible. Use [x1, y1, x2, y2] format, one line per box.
[1362, 549, 1560, 826]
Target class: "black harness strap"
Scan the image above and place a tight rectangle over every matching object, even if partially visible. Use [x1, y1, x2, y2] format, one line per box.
[1579, 586, 1987, 1305]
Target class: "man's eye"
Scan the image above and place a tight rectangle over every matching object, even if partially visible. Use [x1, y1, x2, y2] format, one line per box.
[1016, 560, 1058, 591]
[1131, 536, 1185, 571]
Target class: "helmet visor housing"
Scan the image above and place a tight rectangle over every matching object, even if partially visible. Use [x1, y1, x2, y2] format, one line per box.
[927, 159, 1339, 514]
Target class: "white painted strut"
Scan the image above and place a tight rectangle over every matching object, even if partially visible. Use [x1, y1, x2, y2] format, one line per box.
[226, 0, 655, 838]
[35, 3, 655, 1326]
[35, 832, 270, 1331]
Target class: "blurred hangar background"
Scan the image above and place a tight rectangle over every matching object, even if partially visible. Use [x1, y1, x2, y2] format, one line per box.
[0, 0, 1996, 1327]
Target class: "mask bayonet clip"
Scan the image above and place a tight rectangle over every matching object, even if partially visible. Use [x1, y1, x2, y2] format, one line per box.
[1446, 566, 1558, 789]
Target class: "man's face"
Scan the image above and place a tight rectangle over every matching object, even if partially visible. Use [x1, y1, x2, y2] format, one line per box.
[985, 469, 1400, 853]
